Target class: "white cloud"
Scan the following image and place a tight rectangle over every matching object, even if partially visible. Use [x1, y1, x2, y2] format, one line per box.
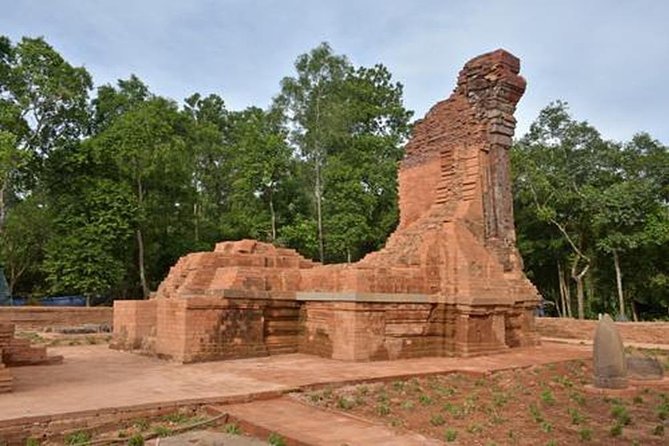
[2, 0, 667, 142]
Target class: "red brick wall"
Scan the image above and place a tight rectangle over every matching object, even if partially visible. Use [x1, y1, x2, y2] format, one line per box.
[536, 317, 669, 345]
[111, 301, 156, 350]
[0, 307, 112, 331]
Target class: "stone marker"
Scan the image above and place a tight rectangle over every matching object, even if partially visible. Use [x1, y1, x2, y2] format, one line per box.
[627, 355, 664, 381]
[593, 314, 628, 389]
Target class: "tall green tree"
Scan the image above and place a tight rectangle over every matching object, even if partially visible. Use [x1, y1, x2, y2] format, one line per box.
[0, 36, 91, 201]
[92, 96, 191, 297]
[0, 195, 50, 294]
[274, 43, 351, 262]
[514, 104, 669, 320]
[222, 107, 293, 241]
[275, 43, 412, 262]
[513, 101, 611, 319]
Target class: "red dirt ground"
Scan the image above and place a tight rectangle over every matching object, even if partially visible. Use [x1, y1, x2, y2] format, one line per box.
[297, 357, 669, 445]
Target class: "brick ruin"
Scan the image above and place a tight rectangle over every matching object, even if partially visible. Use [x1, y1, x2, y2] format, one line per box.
[112, 49, 541, 363]
[0, 323, 63, 392]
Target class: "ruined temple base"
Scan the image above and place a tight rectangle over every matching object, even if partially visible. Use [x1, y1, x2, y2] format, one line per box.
[112, 49, 542, 365]
[112, 294, 539, 363]
[0, 323, 63, 392]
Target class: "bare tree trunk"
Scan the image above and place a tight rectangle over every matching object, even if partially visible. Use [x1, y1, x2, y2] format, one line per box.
[315, 160, 324, 263]
[0, 178, 6, 232]
[612, 250, 625, 320]
[559, 261, 573, 318]
[631, 300, 639, 322]
[571, 258, 590, 320]
[136, 179, 149, 299]
[565, 285, 573, 318]
[136, 229, 149, 299]
[193, 202, 199, 243]
[557, 262, 566, 318]
[575, 277, 585, 320]
[269, 193, 276, 242]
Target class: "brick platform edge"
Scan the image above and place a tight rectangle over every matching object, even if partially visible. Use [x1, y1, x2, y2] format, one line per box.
[0, 390, 286, 446]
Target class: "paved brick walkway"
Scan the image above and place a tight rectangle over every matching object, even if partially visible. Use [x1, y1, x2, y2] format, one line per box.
[222, 397, 441, 446]
[0, 342, 590, 422]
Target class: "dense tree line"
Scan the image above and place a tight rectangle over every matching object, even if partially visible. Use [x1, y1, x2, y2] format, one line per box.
[0, 36, 667, 319]
[0, 37, 411, 300]
[513, 102, 669, 320]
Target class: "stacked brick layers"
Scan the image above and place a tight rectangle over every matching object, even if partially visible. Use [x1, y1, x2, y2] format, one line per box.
[0, 323, 63, 392]
[113, 49, 541, 363]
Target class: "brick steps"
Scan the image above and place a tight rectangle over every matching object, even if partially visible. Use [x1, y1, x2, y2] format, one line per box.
[0, 323, 63, 392]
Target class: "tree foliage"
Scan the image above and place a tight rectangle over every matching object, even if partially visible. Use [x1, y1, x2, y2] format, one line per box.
[513, 102, 669, 319]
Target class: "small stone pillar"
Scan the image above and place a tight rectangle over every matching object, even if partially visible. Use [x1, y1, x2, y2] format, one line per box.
[593, 314, 628, 389]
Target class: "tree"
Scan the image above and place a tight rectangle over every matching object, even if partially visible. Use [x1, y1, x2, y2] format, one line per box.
[224, 107, 293, 241]
[588, 135, 669, 319]
[513, 101, 611, 319]
[0, 195, 50, 294]
[275, 43, 412, 262]
[514, 104, 669, 320]
[183, 93, 230, 247]
[92, 96, 190, 297]
[0, 36, 91, 197]
[0, 131, 25, 228]
[274, 43, 351, 262]
[43, 178, 136, 297]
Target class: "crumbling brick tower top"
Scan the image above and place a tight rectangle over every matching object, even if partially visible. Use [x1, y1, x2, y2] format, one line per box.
[299, 49, 537, 306]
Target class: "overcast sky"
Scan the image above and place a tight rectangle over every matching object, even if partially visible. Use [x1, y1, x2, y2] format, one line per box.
[2, 0, 668, 143]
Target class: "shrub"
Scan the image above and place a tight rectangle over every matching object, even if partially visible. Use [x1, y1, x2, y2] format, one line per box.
[578, 427, 592, 441]
[610, 421, 623, 437]
[610, 404, 631, 425]
[268, 433, 286, 446]
[570, 391, 586, 406]
[529, 403, 544, 423]
[376, 402, 390, 416]
[152, 426, 172, 438]
[430, 414, 445, 426]
[127, 434, 144, 446]
[337, 397, 355, 410]
[400, 400, 414, 410]
[540, 388, 556, 405]
[65, 432, 90, 446]
[540, 421, 553, 433]
[444, 428, 458, 442]
[224, 423, 241, 435]
[419, 394, 433, 406]
[568, 407, 585, 425]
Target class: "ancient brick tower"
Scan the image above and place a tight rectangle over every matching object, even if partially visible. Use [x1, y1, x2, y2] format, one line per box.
[112, 49, 541, 363]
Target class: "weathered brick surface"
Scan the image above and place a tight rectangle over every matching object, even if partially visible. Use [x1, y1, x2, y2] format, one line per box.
[0, 323, 63, 392]
[109, 300, 157, 351]
[0, 307, 112, 331]
[113, 49, 540, 363]
[536, 317, 669, 344]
